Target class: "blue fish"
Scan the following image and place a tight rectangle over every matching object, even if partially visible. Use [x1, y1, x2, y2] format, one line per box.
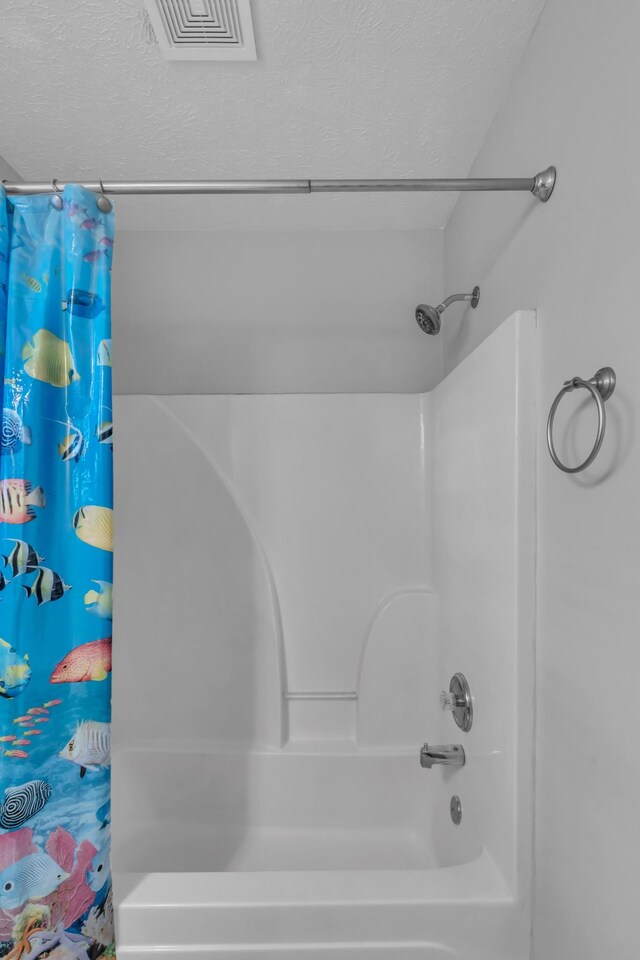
[1, 409, 31, 457]
[87, 843, 110, 892]
[0, 852, 69, 909]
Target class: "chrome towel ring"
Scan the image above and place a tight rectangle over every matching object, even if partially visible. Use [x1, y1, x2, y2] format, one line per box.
[547, 367, 616, 473]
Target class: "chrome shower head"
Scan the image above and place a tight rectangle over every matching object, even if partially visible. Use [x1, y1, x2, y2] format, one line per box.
[415, 286, 480, 336]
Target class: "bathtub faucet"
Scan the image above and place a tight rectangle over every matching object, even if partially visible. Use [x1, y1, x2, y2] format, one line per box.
[420, 743, 465, 769]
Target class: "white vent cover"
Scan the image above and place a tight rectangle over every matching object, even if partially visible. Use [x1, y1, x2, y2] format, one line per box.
[145, 0, 257, 60]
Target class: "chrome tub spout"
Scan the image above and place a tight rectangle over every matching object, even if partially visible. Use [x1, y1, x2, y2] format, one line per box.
[420, 743, 465, 769]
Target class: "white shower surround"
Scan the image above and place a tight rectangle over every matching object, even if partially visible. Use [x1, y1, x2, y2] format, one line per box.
[112, 312, 536, 959]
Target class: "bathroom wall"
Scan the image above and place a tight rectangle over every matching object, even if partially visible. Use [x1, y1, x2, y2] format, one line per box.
[111, 228, 443, 394]
[0, 153, 20, 181]
[443, 0, 640, 956]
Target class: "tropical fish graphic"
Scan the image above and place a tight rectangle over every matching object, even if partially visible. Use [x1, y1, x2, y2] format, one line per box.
[0, 638, 31, 698]
[4, 750, 28, 759]
[0, 736, 16, 743]
[0, 571, 6, 596]
[1, 409, 31, 456]
[0, 781, 50, 830]
[50, 638, 112, 683]
[22, 566, 72, 606]
[12, 716, 31, 724]
[84, 250, 106, 263]
[72, 506, 113, 552]
[58, 428, 85, 463]
[98, 237, 114, 248]
[96, 421, 113, 446]
[23, 730, 41, 737]
[13, 739, 30, 746]
[31, 718, 48, 724]
[58, 720, 110, 777]
[87, 842, 110, 892]
[84, 580, 113, 619]
[2, 539, 44, 576]
[22, 328, 80, 387]
[27, 707, 49, 715]
[0, 851, 69, 909]
[0, 480, 46, 524]
[80, 218, 101, 231]
[21, 274, 42, 294]
[97, 339, 112, 367]
[43, 699, 62, 708]
[62, 289, 104, 319]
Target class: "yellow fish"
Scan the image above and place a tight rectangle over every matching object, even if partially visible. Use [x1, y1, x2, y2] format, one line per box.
[21, 274, 42, 294]
[97, 340, 112, 367]
[72, 506, 113, 552]
[22, 329, 80, 388]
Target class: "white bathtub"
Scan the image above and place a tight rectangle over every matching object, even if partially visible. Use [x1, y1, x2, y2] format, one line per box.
[112, 747, 520, 960]
[112, 314, 536, 959]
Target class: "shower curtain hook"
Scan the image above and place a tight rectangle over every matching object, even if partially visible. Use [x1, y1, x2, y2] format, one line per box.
[50, 179, 63, 210]
[97, 180, 113, 213]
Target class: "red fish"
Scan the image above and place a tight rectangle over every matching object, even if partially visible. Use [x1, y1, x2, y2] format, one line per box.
[50, 638, 112, 683]
[98, 237, 114, 247]
[80, 218, 100, 230]
[23, 730, 41, 736]
[0, 735, 16, 743]
[4, 749, 28, 758]
[27, 707, 49, 715]
[32, 718, 48, 723]
[83, 250, 105, 263]
[13, 716, 31, 724]
[0, 480, 46, 524]
[43, 699, 62, 707]
[13, 739, 30, 746]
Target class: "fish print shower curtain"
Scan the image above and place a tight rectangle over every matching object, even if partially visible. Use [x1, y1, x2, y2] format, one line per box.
[0, 185, 114, 958]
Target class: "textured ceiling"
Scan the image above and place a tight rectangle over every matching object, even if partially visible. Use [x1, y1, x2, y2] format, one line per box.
[0, 0, 546, 230]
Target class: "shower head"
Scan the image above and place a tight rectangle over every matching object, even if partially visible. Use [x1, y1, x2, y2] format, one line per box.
[415, 286, 480, 335]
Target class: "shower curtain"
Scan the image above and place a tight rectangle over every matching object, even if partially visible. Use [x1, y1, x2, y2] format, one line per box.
[0, 185, 114, 957]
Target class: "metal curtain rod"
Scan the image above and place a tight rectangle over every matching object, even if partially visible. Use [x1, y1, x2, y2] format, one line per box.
[2, 166, 556, 202]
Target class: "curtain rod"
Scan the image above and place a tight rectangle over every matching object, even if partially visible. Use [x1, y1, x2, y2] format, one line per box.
[2, 166, 556, 202]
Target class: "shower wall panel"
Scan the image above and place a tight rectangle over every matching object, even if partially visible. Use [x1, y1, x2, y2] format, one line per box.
[113, 392, 433, 747]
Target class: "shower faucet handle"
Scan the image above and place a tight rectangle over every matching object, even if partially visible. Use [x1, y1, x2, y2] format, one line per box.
[440, 673, 473, 733]
[440, 690, 463, 711]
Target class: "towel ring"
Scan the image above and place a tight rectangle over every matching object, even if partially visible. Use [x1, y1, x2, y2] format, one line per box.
[547, 367, 616, 473]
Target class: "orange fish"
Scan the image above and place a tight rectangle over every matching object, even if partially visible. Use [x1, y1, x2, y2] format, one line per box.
[13, 716, 31, 724]
[23, 729, 41, 736]
[50, 638, 112, 683]
[0, 480, 46, 524]
[27, 707, 49, 715]
[31, 718, 48, 723]
[13, 739, 30, 746]
[43, 699, 62, 708]
[0, 735, 16, 743]
[4, 749, 28, 758]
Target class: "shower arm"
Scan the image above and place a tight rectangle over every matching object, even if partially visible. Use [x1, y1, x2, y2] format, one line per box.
[437, 287, 481, 314]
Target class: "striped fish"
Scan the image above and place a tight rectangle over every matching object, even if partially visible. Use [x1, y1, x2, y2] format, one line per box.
[96, 421, 113, 446]
[0, 851, 69, 909]
[0, 480, 46, 525]
[58, 428, 85, 462]
[0, 780, 51, 830]
[59, 720, 110, 778]
[22, 567, 71, 606]
[2, 539, 44, 577]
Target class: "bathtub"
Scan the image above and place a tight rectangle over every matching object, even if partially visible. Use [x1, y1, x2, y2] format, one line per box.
[112, 314, 536, 959]
[112, 746, 522, 960]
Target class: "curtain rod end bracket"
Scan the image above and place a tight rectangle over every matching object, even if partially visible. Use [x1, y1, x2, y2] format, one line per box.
[531, 166, 556, 202]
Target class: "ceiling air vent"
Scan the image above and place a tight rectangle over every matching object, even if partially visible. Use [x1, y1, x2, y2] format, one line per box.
[145, 0, 257, 60]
